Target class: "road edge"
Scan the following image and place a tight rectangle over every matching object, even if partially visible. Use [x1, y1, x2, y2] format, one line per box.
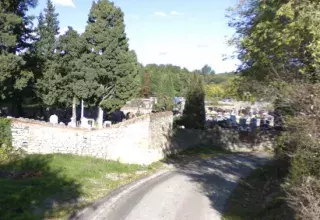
[69, 169, 172, 220]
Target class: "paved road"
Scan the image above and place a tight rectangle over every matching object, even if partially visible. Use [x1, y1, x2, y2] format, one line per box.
[72, 152, 271, 220]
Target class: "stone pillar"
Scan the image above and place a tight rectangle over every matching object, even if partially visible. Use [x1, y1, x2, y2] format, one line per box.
[97, 106, 104, 129]
[69, 97, 77, 127]
[81, 100, 84, 119]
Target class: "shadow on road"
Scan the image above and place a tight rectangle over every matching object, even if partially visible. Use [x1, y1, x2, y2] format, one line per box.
[164, 152, 271, 216]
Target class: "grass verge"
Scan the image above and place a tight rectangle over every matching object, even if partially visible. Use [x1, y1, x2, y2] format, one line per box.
[223, 160, 294, 220]
[0, 154, 163, 220]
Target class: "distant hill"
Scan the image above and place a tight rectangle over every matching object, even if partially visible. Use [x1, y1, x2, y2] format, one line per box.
[204, 72, 237, 85]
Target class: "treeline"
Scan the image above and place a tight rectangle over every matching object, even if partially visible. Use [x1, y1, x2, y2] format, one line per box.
[138, 64, 238, 108]
[0, 0, 139, 117]
[229, 0, 320, 218]
[139, 64, 191, 109]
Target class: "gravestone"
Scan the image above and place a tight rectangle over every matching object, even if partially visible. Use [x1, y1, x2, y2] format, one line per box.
[49, 114, 58, 125]
[103, 121, 112, 128]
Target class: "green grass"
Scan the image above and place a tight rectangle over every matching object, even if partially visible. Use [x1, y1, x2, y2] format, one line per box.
[223, 161, 293, 220]
[0, 154, 162, 220]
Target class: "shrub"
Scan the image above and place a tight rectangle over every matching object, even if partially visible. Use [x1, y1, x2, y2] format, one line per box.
[0, 117, 12, 146]
[276, 84, 320, 219]
[0, 118, 17, 163]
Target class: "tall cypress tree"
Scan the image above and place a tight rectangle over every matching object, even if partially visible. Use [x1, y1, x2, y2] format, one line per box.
[79, 0, 139, 112]
[183, 74, 206, 129]
[35, 0, 59, 60]
[34, 0, 60, 107]
[56, 27, 86, 122]
[0, 0, 38, 116]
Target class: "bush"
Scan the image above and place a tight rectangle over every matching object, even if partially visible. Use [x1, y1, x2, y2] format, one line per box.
[0, 117, 12, 147]
[0, 118, 15, 162]
[275, 84, 320, 219]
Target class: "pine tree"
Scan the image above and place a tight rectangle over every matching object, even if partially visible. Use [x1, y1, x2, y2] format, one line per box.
[183, 74, 206, 129]
[79, 0, 139, 112]
[0, 0, 37, 116]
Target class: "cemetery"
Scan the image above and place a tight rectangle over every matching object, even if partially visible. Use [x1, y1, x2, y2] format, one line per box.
[4, 97, 278, 166]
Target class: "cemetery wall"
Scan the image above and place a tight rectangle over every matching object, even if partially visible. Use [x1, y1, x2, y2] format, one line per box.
[10, 113, 276, 165]
[171, 127, 277, 152]
[210, 127, 277, 152]
[11, 113, 174, 165]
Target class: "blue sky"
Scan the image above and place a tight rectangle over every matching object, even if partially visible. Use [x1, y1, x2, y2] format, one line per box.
[30, 0, 240, 73]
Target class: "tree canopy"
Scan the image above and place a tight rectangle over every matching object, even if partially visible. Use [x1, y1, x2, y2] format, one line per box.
[228, 0, 320, 218]
[0, 0, 38, 116]
[74, 0, 139, 111]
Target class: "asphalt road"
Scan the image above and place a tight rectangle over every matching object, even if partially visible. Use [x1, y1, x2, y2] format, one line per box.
[72, 152, 271, 220]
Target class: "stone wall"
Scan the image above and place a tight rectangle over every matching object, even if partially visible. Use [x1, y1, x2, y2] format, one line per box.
[170, 127, 277, 153]
[10, 112, 276, 165]
[11, 112, 173, 165]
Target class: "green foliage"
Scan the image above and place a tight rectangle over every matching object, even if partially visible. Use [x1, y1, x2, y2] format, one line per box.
[182, 74, 206, 129]
[142, 64, 191, 109]
[0, 117, 13, 162]
[229, 0, 320, 85]
[0, 118, 12, 146]
[0, 0, 37, 54]
[34, 0, 62, 107]
[204, 72, 235, 85]
[141, 71, 151, 98]
[0, 0, 37, 107]
[229, 0, 320, 217]
[0, 54, 33, 101]
[77, 0, 139, 111]
[201, 64, 214, 75]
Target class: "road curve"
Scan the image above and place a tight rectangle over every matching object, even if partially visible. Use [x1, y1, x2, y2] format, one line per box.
[72, 152, 271, 220]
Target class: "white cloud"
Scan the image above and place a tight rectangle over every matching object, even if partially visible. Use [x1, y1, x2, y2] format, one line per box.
[153, 11, 167, 17]
[52, 0, 75, 8]
[170, 11, 183, 16]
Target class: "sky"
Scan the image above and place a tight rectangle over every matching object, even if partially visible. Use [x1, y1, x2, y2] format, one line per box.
[30, 0, 241, 73]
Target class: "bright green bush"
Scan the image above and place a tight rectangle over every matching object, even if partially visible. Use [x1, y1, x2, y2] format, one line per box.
[0, 117, 11, 146]
[0, 118, 13, 162]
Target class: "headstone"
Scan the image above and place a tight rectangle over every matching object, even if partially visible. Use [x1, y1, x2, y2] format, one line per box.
[250, 118, 257, 132]
[49, 114, 58, 125]
[68, 119, 77, 128]
[256, 118, 261, 127]
[230, 115, 237, 126]
[81, 117, 88, 129]
[103, 121, 112, 128]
